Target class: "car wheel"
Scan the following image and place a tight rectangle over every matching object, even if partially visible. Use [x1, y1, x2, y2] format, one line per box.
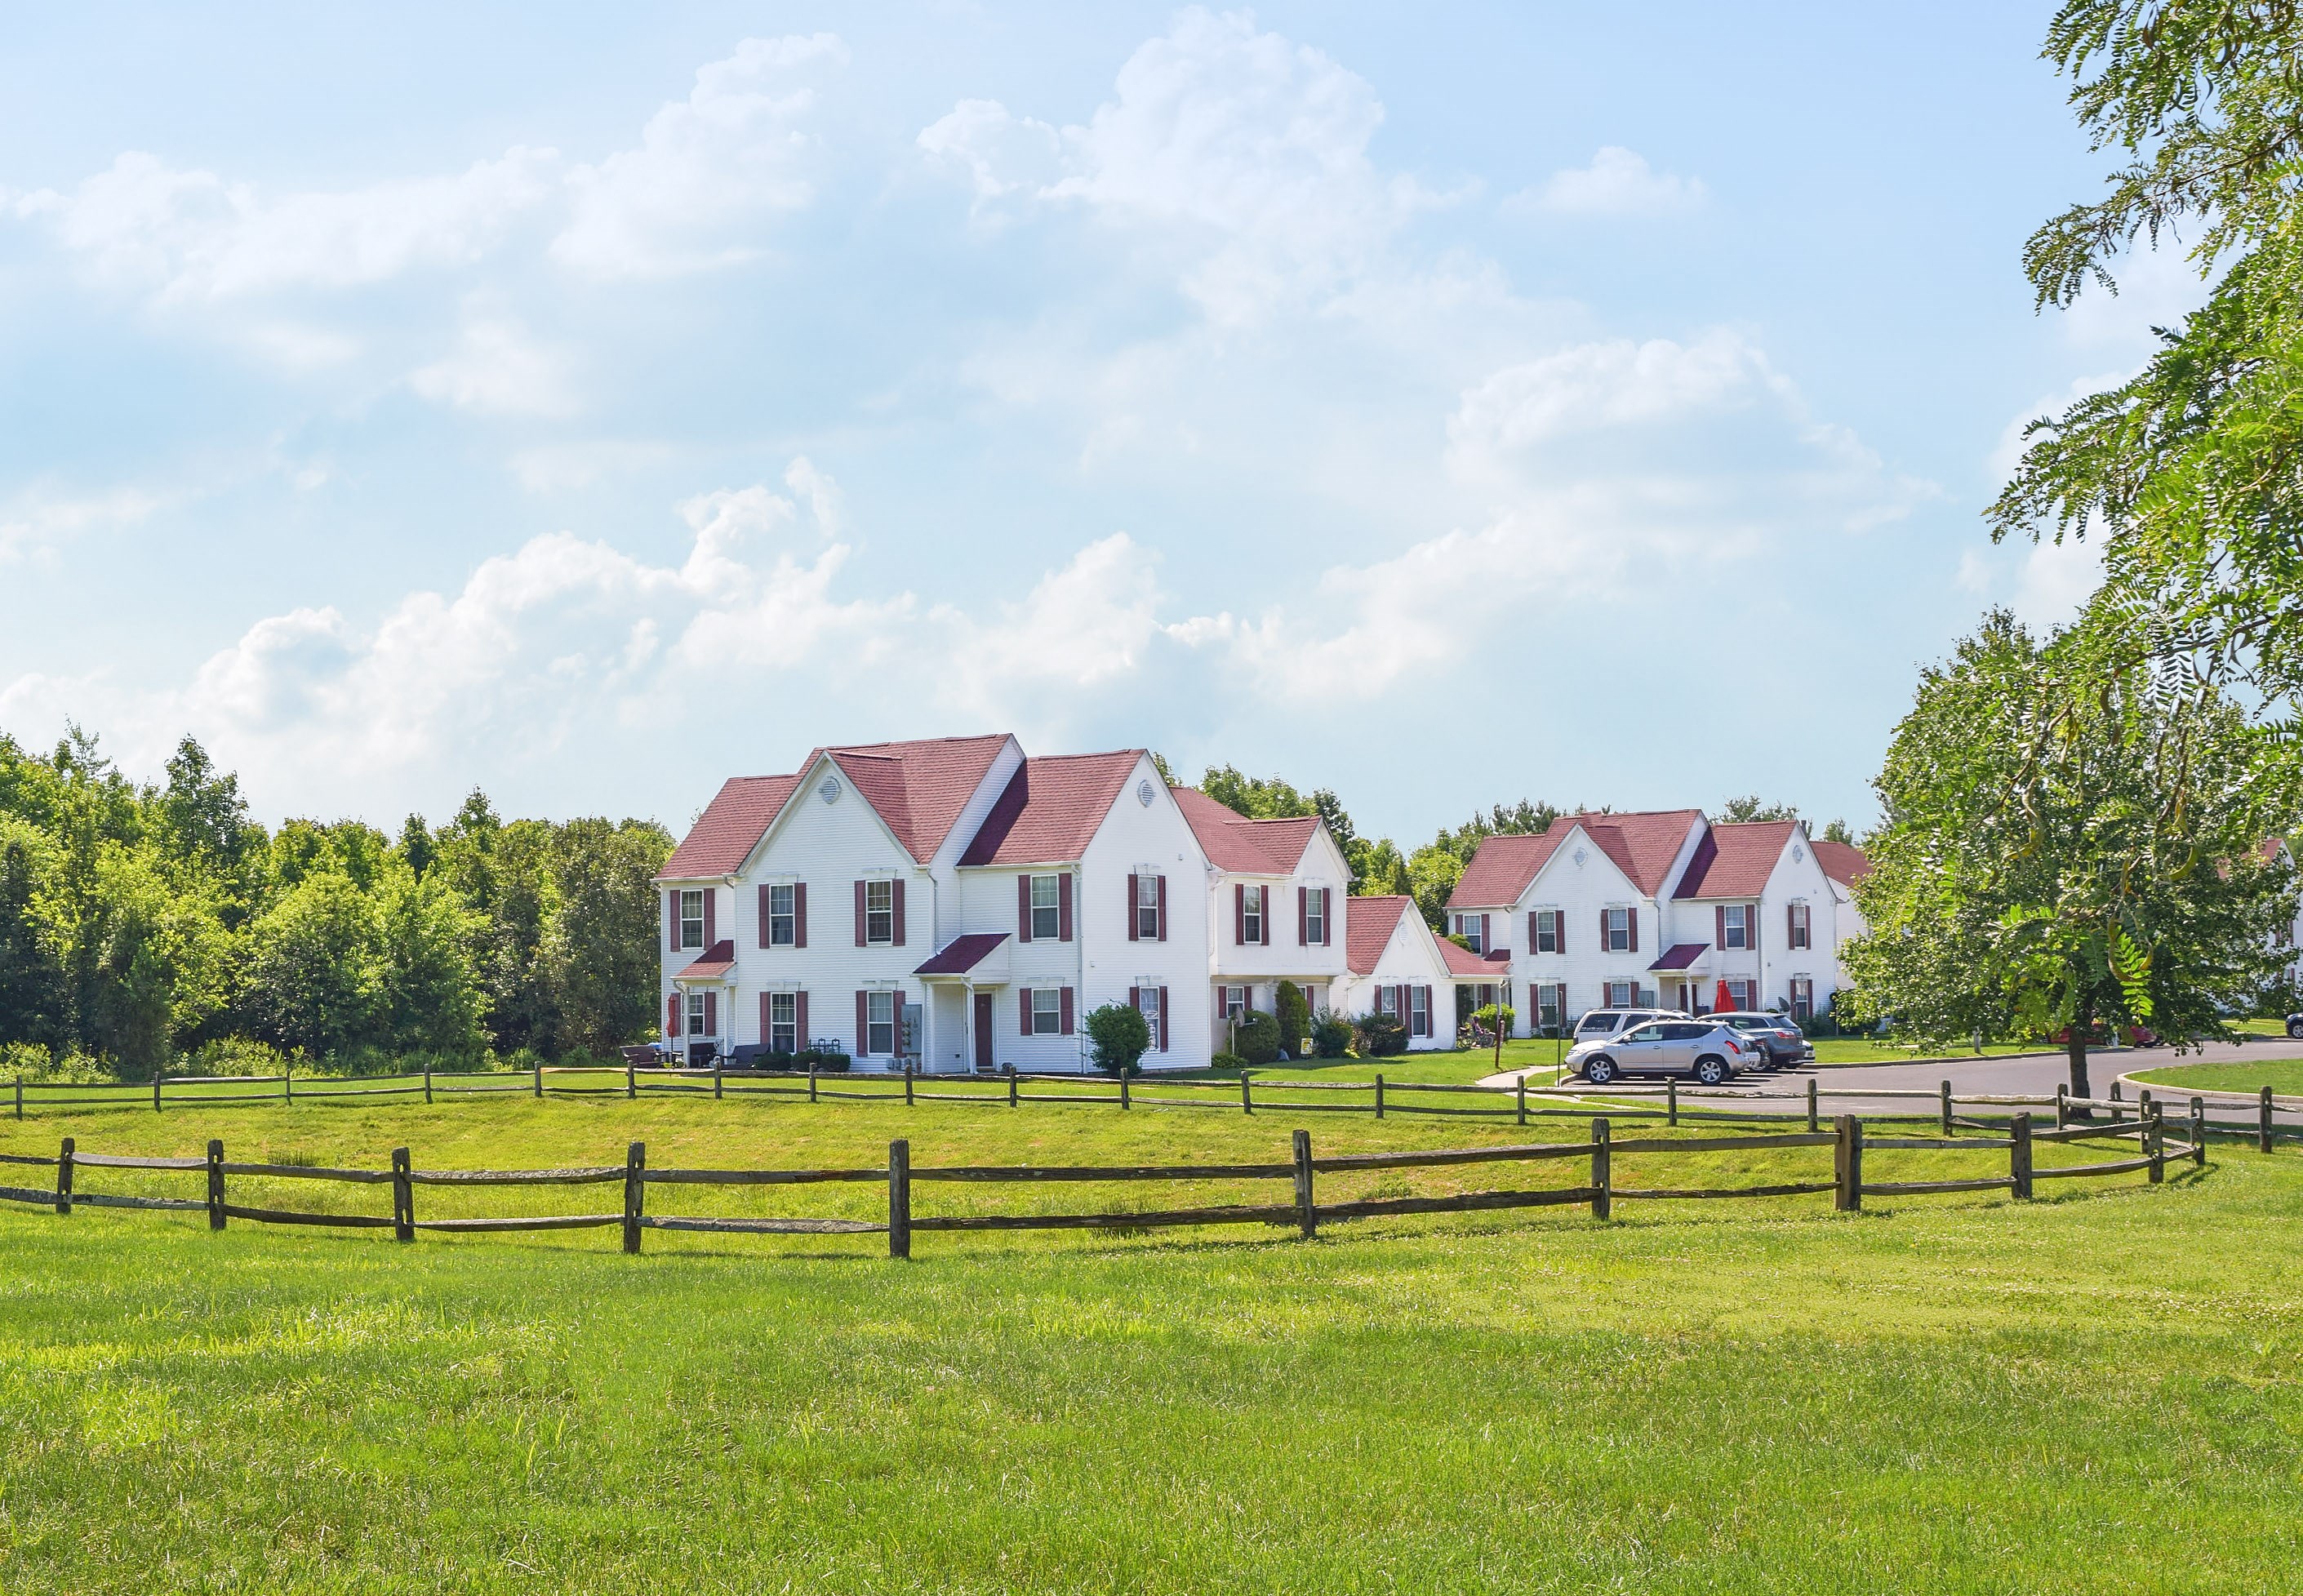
[1584, 1056, 1617, 1085]
[1693, 1056, 1728, 1087]
[2288, 1017, 2303, 1040]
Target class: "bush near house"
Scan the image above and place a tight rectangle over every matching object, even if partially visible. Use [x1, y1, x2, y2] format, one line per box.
[1354, 1011, 1407, 1057]
[1309, 1014, 1353, 1058]
[1275, 980, 1309, 1058]
[1232, 1011, 1281, 1066]
[1084, 1003, 1152, 1076]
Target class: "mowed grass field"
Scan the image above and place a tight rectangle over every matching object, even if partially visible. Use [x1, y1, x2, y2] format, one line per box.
[2, 1089, 2300, 1594]
[2133, 1057, 2303, 1097]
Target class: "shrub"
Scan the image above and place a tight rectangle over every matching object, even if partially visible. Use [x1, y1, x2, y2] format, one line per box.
[1469, 1003, 1515, 1036]
[1084, 1003, 1152, 1076]
[1209, 1051, 1248, 1073]
[796, 1044, 851, 1072]
[1310, 1014, 1353, 1058]
[1275, 980, 1309, 1058]
[1354, 1011, 1407, 1057]
[181, 1037, 293, 1079]
[1233, 1011, 1281, 1065]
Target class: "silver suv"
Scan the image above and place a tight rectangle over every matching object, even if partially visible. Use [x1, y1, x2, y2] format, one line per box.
[1571, 1018, 1751, 1086]
[1704, 1011, 1813, 1069]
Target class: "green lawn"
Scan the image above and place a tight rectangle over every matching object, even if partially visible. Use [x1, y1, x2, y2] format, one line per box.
[2, 1091, 2297, 1594]
[2132, 1057, 2303, 1097]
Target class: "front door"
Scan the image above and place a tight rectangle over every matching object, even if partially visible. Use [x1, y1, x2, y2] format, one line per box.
[973, 992, 994, 1072]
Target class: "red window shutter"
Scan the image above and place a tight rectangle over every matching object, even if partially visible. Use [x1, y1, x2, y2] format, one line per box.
[759, 991, 770, 1038]
[794, 882, 807, 948]
[1528, 910, 1538, 952]
[1298, 885, 1309, 945]
[853, 880, 866, 948]
[667, 891, 678, 951]
[1017, 874, 1033, 943]
[703, 991, 717, 1036]
[1319, 887, 1331, 945]
[1158, 986, 1169, 1051]
[891, 879, 906, 947]
[1234, 882, 1245, 945]
[758, 884, 771, 949]
[1059, 873, 1074, 941]
[1480, 913, 1491, 953]
[1157, 874, 1167, 941]
[1060, 986, 1074, 1036]
[1019, 988, 1033, 1034]
[1598, 909, 1609, 949]
[703, 890, 716, 949]
[1716, 905, 1727, 949]
[1421, 985, 1434, 1037]
[666, 993, 681, 1035]
[1555, 910, 1564, 955]
[795, 990, 808, 1044]
[1128, 985, 1141, 1024]
[1627, 908, 1638, 954]
[856, 991, 869, 1051]
[1127, 874, 1140, 941]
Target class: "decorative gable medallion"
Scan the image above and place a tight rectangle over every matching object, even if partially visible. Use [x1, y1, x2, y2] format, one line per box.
[1792, 843, 1806, 863]
[817, 776, 841, 804]
[1137, 779, 1154, 807]
[1573, 847, 1588, 867]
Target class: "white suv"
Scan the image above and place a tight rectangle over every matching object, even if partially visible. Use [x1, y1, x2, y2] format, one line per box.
[1572, 1018, 1753, 1087]
[1569, 1008, 1687, 1046]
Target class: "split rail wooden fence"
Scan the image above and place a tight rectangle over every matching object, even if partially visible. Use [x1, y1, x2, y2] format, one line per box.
[0, 1104, 2209, 1259]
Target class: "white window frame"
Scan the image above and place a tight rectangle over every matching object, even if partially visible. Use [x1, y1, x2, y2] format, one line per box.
[686, 990, 710, 1037]
[1455, 914, 1484, 954]
[1243, 884, 1265, 945]
[1030, 874, 1061, 941]
[1136, 984, 1164, 1050]
[1409, 985, 1429, 1036]
[1305, 887, 1326, 947]
[1606, 980, 1634, 1007]
[1222, 985, 1247, 1022]
[680, 889, 705, 950]
[768, 883, 797, 947]
[865, 879, 896, 945]
[1789, 901, 1811, 950]
[1790, 977, 1814, 1021]
[1536, 983, 1562, 1032]
[1605, 907, 1630, 954]
[1135, 874, 1160, 940]
[1723, 904, 1749, 950]
[1536, 909, 1558, 954]
[768, 992, 798, 1053]
[866, 989, 896, 1056]
[1030, 987, 1062, 1036]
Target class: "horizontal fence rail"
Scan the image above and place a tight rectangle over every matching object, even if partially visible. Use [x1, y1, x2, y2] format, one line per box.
[0, 1101, 2214, 1257]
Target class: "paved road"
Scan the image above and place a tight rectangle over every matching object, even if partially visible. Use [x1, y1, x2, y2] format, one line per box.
[1489, 1037, 2303, 1129]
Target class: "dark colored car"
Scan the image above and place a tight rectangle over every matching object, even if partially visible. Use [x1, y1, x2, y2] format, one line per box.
[1704, 1011, 1812, 1069]
[2287, 1012, 2303, 1041]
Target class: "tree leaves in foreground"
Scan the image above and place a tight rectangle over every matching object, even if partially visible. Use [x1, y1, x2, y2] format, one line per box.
[1844, 611, 2298, 1096]
[1996, 2, 2303, 721]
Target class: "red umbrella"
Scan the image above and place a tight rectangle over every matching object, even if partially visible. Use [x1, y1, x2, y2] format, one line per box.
[1713, 980, 1736, 1014]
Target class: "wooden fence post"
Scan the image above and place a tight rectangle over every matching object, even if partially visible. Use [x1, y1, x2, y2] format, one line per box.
[13, 1075, 20, 1119]
[905, 1061, 915, 1108]
[392, 1148, 413, 1243]
[1834, 1114, 1863, 1212]
[1940, 1079, 1953, 1136]
[2264, 1086, 2277, 1155]
[1292, 1128, 1317, 1238]
[423, 1061, 433, 1105]
[887, 1139, 911, 1260]
[2010, 1112, 2032, 1200]
[2148, 1105, 2164, 1185]
[809, 1061, 819, 1103]
[2056, 1083, 2068, 1129]
[714, 1057, 723, 1100]
[1807, 1076, 1818, 1134]
[1515, 1074, 1526, 1127]
[626, 1060, 637, 1100]
[55, 1136, 73, 1216]
[1667, 1079, 1678, 1127]
[2190, 1097, 2206, 1167]
[1376, 1074, 1385, 1120]
[2110, 1080, 2124, 1123]
[533, 1060, 543, 1099]
[623, 1141, 646, 1253]
[153, 1073, 162, 1112]
[1007, 1064, 1017, 1108]
[283, 1065, 291, 1105]
[1590, 1118, 1611, 1220]
[1241, 1073, 1252, 1116]
[207, 1139, 226, 1230]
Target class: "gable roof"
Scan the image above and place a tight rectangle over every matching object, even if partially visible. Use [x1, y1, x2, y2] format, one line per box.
[958, 751, 1145, 866]
[1170, 787, 1320, 874]
[1345, 895, 1412, 976]
[913, 931, 1009, 976]
[1812, 839, 1872, 887]
[656, 733, 1011, 879]
[1673, 820, 1797, 900]
[1447, 809, 1704, 909]
[1439, 939, 1503, 978]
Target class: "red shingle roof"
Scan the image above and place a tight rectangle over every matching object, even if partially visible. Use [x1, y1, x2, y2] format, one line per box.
[1447, 810, 1704, 909]
[958, 751, 1144, 866]
[1345, 895, 1411, 976]
[1812, 838, 1872, 887]
[676, 940, 736, 980]
[1172, 787, 1319, 874]
[657, 734, 1011, 879]
[1673, 820, 1796, 900]
[1439, 939, 1497, 978]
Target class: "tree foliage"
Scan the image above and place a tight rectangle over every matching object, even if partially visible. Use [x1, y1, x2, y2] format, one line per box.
[1843, 612, 2298, 1095]
[1083, 1002, 1151, 1076]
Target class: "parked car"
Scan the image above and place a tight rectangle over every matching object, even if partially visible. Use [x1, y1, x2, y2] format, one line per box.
[2287, 1011, 2303, 1040]
[1569, 1008, 1688, 1047]
[2046, 1022, 2162, 1048]
[1704, 1011, 1813, 1069]
[1571, 1019, 1752, 1086]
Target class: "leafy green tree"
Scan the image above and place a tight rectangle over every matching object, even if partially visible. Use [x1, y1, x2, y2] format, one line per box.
[0, 823, 65, 1047]
[1083, 1002, 1151, 1076]
[375, 865, 488, 1056]
[1402, 800, 1567, 929]
[247, 873, 382, 1060]
[1715, 796, 1801, 824]
[1994, 4, 2303, 725]
[397, 813, 438, 880]
[548, 817, 674, 1054]
[82, 844, 233, 1075]
[158, 737, 265, 926]
[1821, 818, 1857, 846]
[1844, 612, 2299, 1098]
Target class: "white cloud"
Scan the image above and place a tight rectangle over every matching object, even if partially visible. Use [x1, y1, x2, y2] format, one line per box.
[920, 7, 1430, 323]
[1447, 329, 1781, 462]
[1522, 147, 1705, 217]
[552, 33, 845, 279]
[0, 482, 171, 565]
[410, 313, 582, 417]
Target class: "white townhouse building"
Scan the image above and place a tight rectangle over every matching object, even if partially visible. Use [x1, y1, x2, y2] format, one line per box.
[1445, 811, 1864, 1035]
[656, 734, 1339, 1074]
[1336, 895, 1469, 1051]
[1171, 787, 1352, 1054]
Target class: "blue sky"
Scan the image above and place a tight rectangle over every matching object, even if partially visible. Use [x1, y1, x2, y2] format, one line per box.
[0, 2, 2201, 846]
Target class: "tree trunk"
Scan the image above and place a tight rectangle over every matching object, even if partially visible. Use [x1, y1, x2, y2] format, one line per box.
[2066, 997, 2093, 1105]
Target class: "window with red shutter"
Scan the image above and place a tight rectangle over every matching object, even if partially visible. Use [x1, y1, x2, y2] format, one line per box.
[1127, 874, 1140, 941]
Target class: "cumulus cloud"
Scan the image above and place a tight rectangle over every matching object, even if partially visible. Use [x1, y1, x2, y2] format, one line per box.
[1521, 146, 1705, 217]
[409, 313, 583, 417]
[1447, 329, 1782, 461]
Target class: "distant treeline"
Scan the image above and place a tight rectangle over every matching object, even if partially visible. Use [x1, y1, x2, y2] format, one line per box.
[0, 728, 671, 1078]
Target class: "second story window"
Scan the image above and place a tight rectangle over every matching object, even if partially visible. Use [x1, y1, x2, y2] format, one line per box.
[680, 889, 705, 950]
[1031, 874, 1061, 940]
[1788, 901, 1812, 949]
[1454, 914, 1484, 954]
[1243, 884, 1265, 945]
[1723, 904, 1749, 950]
[865, 880, 895, 945]
[768, 884, 796, 947]
[1605, 906, 1631, 953]
[1305, 888, 1327, 946]
[1535, 909, 1559, 954]
[1136, 873, 1161, 940]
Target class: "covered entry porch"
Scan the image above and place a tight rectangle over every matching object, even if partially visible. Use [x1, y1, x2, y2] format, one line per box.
[914, 932, 1012, 1075]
